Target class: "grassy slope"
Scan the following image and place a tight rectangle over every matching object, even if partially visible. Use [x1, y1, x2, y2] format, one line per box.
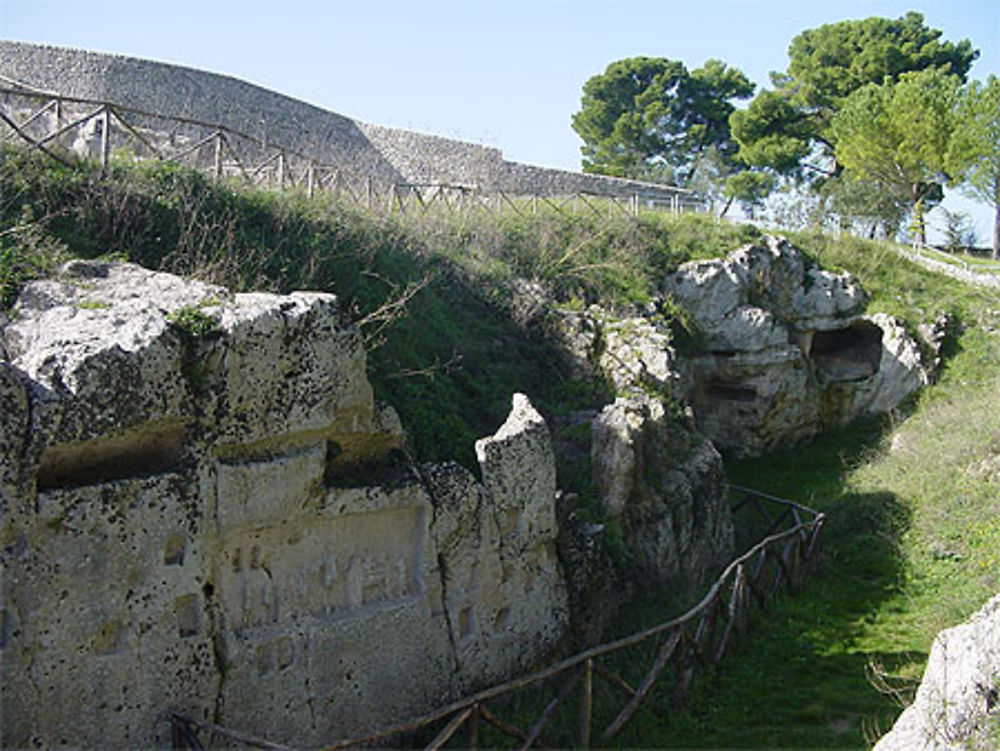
[612, 237, 1000, 748]
[4, 149, 1000, 747]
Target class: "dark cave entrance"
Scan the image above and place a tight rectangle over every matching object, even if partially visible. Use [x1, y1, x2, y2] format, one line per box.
[809, 322, 883, 381]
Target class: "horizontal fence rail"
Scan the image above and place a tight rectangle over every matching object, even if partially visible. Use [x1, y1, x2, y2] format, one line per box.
[0, 85, 706, 221]
[170, 487, 824, 750]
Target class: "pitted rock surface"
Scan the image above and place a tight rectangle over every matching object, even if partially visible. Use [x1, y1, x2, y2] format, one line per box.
[0, 263, 567, 748]
[874, 594, 1000, 751]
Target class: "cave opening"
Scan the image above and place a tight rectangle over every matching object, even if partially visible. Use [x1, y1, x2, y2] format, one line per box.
[809, 322, 883, 381]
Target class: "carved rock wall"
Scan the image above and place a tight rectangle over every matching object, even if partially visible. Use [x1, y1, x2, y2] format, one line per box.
[0, 261, 567, 748]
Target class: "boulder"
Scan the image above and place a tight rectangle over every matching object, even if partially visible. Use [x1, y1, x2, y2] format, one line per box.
[874, 594, 1000, 751]
[662, 237, 928, 456]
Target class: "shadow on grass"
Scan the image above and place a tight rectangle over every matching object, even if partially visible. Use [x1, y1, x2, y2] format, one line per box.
[457, 416, 918, 749]
[601, 417, 919, 748]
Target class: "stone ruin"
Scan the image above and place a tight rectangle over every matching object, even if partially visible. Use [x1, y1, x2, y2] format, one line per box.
[550, 235, 932, 460]
[0, 262, 575, 747]
[0, 235, 937, 747]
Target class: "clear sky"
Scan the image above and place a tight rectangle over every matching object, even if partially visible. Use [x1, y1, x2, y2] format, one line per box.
[2, 0, 998, 240]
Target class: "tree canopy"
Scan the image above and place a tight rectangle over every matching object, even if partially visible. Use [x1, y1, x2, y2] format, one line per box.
[573, 13, 994, 243]
[571, 56, 753, 185]
[731, 12, 978, 181]
[947, 76, 1000, 257]
[830, 68, 960, 244]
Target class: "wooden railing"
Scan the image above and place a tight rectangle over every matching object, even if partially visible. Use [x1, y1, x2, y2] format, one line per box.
[0, 84, 704, 221]
[169, 486, 824, 750]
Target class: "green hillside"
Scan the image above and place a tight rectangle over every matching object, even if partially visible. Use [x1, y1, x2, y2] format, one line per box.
[3, 147, 999, 747]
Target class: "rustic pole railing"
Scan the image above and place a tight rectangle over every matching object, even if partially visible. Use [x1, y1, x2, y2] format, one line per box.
[8, 84, 705, 223]
[168, 486, 824, 750]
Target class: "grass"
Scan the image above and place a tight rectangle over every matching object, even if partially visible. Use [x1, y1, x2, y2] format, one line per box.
[602, 248, 1000, 747]
[5, 147, 1000, 748]
[0, 146, 758, 470]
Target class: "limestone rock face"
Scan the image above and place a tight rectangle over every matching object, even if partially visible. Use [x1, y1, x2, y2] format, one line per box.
[874, 594, 1000, 751]
[546, 237, 928, 458]
[592, 395, 733, 587]
[0, 262, 568, 749]
[662, 236, 929, 456]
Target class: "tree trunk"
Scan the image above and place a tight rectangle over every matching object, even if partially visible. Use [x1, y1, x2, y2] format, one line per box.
[719, 196, 734, 218]
[911, 190, 927, 248]
[993, 201, 999, 260]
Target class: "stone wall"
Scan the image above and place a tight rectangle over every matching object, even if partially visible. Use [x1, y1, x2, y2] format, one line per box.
[0, 261, 569, 747]
[0, 40, 693, 202]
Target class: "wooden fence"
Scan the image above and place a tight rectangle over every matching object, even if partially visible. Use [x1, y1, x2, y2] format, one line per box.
[0, 85, 704, 221]
[169, 486, 824, 750]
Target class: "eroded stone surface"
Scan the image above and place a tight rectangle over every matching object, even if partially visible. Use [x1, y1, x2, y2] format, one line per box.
[0, 263, 568, 748]
[593, 395, 733, 588]
[661, 237, 928, 456]
[874, 594, 1000, 751]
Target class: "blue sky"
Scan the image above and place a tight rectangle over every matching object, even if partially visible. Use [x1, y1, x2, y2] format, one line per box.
[3, 0, 998, 240]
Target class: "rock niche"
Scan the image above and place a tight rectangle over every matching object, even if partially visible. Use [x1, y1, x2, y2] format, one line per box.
[0, 261, 568, 748]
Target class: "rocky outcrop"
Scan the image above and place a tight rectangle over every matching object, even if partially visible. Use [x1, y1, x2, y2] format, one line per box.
[592, 395, 732, 588]
[874, 594, 1000, 751]
[0, 261, 567, 748]
[661, 236, 929, 456]
[545, 236, 930, 460]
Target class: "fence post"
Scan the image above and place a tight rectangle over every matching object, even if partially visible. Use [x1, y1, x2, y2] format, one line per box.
[100, 106, 111, 171]
[632, 193, 639, 217]
[366, 177, 373, 209]
[579, 658, 593, 749]
[467, 704, 480, 750]
[277, 152, 285, 190]
[307, 162, 315, 198]
[213, 133, 223, 182]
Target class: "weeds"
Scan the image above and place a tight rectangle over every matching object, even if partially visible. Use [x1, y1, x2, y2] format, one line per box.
[5, 145, 1000, 748]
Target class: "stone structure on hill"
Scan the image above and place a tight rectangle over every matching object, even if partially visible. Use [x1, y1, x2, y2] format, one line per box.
[0, 40, 695, 207]
[874, 594, 1000, 750]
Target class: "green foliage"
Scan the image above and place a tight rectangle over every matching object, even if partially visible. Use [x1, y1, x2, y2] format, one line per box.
[724, 170, 777, 219]
[166, 305, 221, 340]
[728, 90, 815, 175]
[830, 68, 961, 243]
[571, 56, 753, 185]
[0, 198, 69, 310]
[947, 75, 1000, 257]
[732, 12, 977, 186]
[782, 11, 977, 113]
[941, 209, 977, 253]
[818, 173, 909, 237]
